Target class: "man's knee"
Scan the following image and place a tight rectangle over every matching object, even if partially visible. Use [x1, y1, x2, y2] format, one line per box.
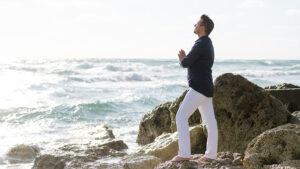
[176, 110, 188, 121]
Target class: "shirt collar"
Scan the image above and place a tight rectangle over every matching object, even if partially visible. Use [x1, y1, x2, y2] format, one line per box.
[195, 35, 208, 42]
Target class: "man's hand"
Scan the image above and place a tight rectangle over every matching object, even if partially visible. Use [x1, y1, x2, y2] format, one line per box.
[178, 49, 186, 61]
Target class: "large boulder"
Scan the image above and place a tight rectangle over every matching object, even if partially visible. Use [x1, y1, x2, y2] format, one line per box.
[213, 73, 291, 153]
[265, 88, 300, 112]
[243, 123, 300, 169]
[136, 102, 173, 145]
[136, 90, 203, 145]
[265, 83, 300, 112]
[138, 125, 206, 161]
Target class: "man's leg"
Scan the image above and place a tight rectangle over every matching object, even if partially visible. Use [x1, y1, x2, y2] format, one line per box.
[198, 96, 218, 159]
[175, 88, 205, 158]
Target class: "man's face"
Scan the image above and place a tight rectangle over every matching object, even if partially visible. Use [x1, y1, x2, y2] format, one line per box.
[194, 19, 205, 34]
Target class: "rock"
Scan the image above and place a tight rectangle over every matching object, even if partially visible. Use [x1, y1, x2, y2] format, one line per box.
[265, 88, 300, 112]
[85, 145, 127, 157]
[6, 144, 40, 163]
[58, 139, 128, 158]
[99, 125, 115, 139]
[213, 73, 290, 153]
[32, 154, 66, 169]
[136, 102, 173, 145]
[89, 124, 115, 139]
[137, 90, 204, 146]
[85, 163, 123, 169]
[290, 111, 300, 125]
[264, 83, 300, 112]
[243, 123, 300, 169]
[120, 154, 162, 169]
[264, 83, 300, 89]
[169, 89, 202, 132]
[154, 152, 244, 169]
[138, 125, 206, 161]
[67, 153, 161, 169]
[99, 139, 128, 151]
[263, 160, 300, 169]
[58, 143, 82, 153]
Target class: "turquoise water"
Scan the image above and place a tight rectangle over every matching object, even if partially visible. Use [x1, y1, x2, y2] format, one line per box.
[0, 58, 299, 167]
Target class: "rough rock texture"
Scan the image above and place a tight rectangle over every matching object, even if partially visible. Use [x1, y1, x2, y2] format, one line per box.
[136, 89, 204, 146]
[120, 154, 162, 169]
[265, 83, 300, 112]
[84, 145, 127, 157]
[136, 102, 173, 145]
[264, 83, 300, 89]
[6, 144, 40, 164]
[263, 160, 300, 169]
[290, 111, 300, 125]
[154, 152, 244, 169]
[213, 73, 291, 153]
[265, 88, 300, 112]
[32, 154, 66, 169]
[169, 89, 202, 132]
[98, 139, 128, 151]
[243, 123, 300, 169]
[32, 153, 162, 169]
[58, 139, 128, 157]
[138, 125, 206, 161]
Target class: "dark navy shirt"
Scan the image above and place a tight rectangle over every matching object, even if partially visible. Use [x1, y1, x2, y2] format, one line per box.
[180, 35, 214, 97]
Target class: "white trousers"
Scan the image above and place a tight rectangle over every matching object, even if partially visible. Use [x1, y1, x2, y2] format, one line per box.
[176, 87, 218, 159]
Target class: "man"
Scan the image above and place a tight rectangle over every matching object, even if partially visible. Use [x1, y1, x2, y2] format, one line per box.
[170, 14, 218, 163]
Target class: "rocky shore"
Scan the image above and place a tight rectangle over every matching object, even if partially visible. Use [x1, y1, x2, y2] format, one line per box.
[5, 73, 299, 169]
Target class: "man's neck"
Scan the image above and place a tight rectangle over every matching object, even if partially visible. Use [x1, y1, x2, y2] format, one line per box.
[197, 33, 207, 38]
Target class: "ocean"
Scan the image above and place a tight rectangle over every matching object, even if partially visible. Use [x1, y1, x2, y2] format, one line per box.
[0, 58, 300, 168]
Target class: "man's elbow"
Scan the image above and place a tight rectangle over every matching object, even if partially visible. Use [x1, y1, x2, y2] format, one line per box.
[180, 61, 189, 68]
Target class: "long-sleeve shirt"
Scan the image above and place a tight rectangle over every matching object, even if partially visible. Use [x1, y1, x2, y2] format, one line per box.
[180, 35, 214, 97]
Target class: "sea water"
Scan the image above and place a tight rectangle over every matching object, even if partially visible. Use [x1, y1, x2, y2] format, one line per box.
[0, 58, 299, 168]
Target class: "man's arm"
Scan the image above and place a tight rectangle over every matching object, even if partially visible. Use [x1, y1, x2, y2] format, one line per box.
[180, 41, 204, 68]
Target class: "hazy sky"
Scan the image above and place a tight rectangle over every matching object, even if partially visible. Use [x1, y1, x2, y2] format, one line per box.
[0, 0, 299, 60]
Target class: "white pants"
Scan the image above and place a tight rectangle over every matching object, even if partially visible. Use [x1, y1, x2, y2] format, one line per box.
[176, 87, 218, 159]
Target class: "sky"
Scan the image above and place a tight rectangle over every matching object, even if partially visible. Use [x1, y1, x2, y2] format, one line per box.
[0, 0, 299, 60]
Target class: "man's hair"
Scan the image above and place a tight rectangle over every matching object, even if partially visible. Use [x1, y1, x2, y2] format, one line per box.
[200, 14, 214, 35]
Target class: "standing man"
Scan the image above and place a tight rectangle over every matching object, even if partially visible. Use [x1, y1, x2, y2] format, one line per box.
[170, 14, 218, 163]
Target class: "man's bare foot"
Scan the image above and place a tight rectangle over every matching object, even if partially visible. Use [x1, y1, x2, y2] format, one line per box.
[170, 155, 191, 162]
[198, 156, 214, 163]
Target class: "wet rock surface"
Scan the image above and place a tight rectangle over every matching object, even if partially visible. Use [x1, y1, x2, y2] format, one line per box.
[32, 154, 66, 169]
[6, 144, 40, 164]
[32, 125, 129, 169]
